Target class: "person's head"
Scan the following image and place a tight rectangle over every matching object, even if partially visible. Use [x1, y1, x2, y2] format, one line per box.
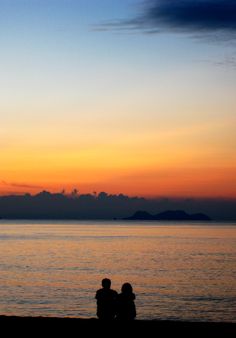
[102, 278, 111, 289]
[121, 282, 133, 294]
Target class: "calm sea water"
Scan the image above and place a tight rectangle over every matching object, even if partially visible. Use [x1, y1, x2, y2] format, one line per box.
[0, 220, 235, 322]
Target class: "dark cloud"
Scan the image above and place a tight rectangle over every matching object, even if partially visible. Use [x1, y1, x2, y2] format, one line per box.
[0, 191, 235, 220]
[100, 0, 236, 38]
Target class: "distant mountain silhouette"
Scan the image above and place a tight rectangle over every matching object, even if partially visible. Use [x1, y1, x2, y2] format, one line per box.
[124, 210, 211, 221]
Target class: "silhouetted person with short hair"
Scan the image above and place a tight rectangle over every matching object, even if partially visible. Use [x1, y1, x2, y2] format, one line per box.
[116, 283, 136, 320]
[95, 278, 118, 320]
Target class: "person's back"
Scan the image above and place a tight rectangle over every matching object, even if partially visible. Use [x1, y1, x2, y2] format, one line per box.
[116, 283, 136, 320]
[95, 278, 118, 320]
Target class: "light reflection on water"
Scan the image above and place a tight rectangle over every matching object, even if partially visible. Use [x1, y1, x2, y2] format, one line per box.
[0, 220, 235, 322]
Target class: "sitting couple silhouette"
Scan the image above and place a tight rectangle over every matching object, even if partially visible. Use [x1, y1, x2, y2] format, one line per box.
[95, 278, 136, 320]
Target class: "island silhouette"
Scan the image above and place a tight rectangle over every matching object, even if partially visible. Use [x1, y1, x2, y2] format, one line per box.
[124, 210, 211, 221]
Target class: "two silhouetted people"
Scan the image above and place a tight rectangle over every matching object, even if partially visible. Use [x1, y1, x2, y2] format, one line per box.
[95, 278, 136, 320]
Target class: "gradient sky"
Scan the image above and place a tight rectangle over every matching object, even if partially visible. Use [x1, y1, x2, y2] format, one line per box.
[0, 0, 236, 197]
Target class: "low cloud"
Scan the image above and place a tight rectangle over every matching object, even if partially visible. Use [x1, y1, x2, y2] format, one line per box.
[1, 181, 43, 190]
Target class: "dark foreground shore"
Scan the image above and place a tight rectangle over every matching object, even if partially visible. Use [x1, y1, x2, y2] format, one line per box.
[0, 316, 235, 336]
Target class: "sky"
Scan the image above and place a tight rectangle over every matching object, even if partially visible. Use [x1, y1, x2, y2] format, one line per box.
[0, 0, 236, 197]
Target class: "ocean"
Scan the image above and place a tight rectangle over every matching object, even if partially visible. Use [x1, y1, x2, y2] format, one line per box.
[0, 220, 235, 322]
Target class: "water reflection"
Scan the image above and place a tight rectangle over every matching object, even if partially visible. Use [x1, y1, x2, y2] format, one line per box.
[0, 221, 235, 321]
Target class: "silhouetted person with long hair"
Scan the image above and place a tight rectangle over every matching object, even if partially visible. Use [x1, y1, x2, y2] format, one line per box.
[116, 283, 136, 320]
[95, 278, 118, 320]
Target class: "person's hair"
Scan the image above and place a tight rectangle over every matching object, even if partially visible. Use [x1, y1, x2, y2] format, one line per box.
[102, 278, 111, 289]
[121, 282, 133, 294]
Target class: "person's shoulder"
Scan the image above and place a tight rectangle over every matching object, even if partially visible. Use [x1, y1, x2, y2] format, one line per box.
[95, 288, 103, 298]
[111, 289, 118, 295]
